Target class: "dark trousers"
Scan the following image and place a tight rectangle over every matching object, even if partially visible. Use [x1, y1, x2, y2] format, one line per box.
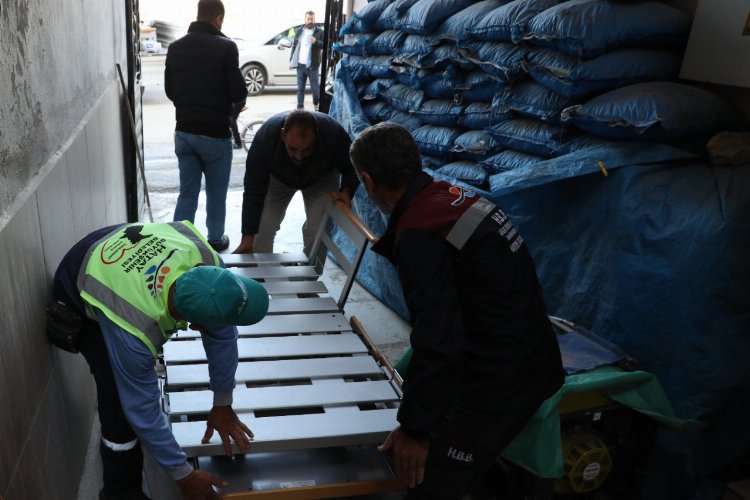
[78, 318, 144, 497]
[296, 63, 320, 108]
[403, 402, 537, 500]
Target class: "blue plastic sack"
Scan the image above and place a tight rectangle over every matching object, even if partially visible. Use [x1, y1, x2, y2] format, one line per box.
[362, 100, 389, 124]
[481, 149, 545, 174]
[421, 154, 448, 169]
[418, 43, 475, 70]
[397, 34, 434, 59]
[458, 101, 511, 129]
[561, 81, 739, 143]
[368, 30, 408, 56]
[487, 117, 572, 157]
[376, 0, 420, 30]
[436, 161, 490, 189]
[413, 125, 466, 157]
[422, 65, 464, 99]
[524, 0, 691, 59]
[411, 99, 465, 127]
[345, 55, 394, 82]
[380, 106, 424, 132]
[333, 33, 378, 56]
[456, 70, 507, 102]
[380, 82, 426, 112]
[340, 0, 393, 35]
[432, 0, 508, 42]
[392, 65, 431, 88]
[397, 0, 475, 35]
[458, 41, 525, 81]
[469, 0, 561, 43]
[452, 130, 504, 161]
[359, 78, 393, 100]
[493, 79, 576, 124]
[522, 47, 682, 100]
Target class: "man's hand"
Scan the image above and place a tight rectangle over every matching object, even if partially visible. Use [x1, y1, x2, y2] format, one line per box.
[202, 405, 254, 456]
[232, 234, 255, 254]
[177, 470, 226, 500]
[329, 188, 352, 208]
[377, 427, 429, 489]
[310, 36, 316, 44]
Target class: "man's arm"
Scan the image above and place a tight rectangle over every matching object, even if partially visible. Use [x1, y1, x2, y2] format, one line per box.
[235, 123, 274, 253]
[226, 41, 248, 104]
[394, 229, 464, 438]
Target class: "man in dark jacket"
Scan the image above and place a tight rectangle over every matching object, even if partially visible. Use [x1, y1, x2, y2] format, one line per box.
[350, 123, 565, 499]
[165, 0, 247, 252]
[289, 11, 324, 110]
[232, 110, 358, 255]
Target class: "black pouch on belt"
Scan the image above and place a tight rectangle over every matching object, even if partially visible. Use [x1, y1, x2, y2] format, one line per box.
[46, 300, 83, 353]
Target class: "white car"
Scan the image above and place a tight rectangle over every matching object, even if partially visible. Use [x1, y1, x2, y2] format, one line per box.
[234, 23, 324, 96]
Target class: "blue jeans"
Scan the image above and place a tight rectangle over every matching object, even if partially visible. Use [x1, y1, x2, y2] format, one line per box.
[173, 131, 232, 242]
[296, 64, 320, 109]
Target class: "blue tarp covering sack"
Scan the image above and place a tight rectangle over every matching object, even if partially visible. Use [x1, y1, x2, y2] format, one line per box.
[332, 33, 377, 56]
[330, 60, 750, 498]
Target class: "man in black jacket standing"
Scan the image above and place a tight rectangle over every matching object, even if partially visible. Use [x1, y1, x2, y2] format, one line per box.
[165, 0, 247, 252]
[350, 123, 565, 500]
[289, 11, 323, 110]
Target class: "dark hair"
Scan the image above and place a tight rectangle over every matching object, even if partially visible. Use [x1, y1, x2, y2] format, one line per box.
[349, 122, 422, 190]
[197, 0, 224, 21]
[283, 110, 318, 136]
[305, 11, 315, 17]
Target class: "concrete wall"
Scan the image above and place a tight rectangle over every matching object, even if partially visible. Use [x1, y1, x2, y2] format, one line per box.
[0, 1, 131, 499]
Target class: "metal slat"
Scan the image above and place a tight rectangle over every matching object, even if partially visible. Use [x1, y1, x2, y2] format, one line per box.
[261, 280, 328, 296]
[172, 408, 399, 456]
[170, 313, 350, 340]
[166, 356, 383, 387]
[222, 253, 308, 267]
[167, 380, 398, 415]
[267, 297, 339, 314]
[163, 334, 368, 364]
[230, 266, 318, 280]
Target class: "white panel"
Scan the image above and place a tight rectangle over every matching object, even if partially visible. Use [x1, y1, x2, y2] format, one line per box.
[170, 312, 351, 339]
[231, 265, 319, 280]
[267, 296, 340, 314]
[222, 252, 308, 266]
[172, 408, 399, 456]
[166, 356, 383, 386]
[167, 380, 399, 414]
[680, 0, 750, 88]
[163, 333, 369, 363]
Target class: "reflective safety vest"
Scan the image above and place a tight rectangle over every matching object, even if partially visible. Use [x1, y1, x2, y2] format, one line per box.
[78, 221, 218, 356]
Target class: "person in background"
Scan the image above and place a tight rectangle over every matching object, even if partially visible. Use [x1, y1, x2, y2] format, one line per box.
[349, 122, 565, 500]
[232, 110, 358, 256]
[289, 11, 323, 111]
[165, 0, 247, 252]
[47, 220, 269, 500]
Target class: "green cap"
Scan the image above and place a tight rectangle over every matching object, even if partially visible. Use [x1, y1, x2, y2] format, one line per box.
[174, 266, 269, 327]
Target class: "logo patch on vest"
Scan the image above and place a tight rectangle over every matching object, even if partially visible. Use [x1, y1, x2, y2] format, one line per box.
[448, 186, 476, 206]
[144, 248, 180, 297]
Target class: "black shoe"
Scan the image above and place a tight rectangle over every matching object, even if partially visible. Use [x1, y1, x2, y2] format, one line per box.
[208, 235, 230, 252]
[233, 143, 242, 149]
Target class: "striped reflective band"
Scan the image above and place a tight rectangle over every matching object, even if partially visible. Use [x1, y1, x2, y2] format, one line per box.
[102, 436, 138, 452]
[167, 221, 214, 265]
[84, 273, 166, 349]
[445, 197, 495, 250]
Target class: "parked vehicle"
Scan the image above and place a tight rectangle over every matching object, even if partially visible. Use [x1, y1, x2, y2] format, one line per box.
[235, 23, 324, 96]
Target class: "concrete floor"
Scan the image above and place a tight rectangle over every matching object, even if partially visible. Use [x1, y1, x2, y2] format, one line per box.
[76, 54, 411, 499]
